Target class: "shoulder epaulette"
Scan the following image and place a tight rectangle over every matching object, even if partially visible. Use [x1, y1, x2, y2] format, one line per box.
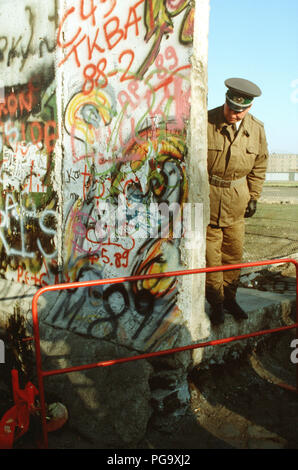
[250, 114, 264, 127]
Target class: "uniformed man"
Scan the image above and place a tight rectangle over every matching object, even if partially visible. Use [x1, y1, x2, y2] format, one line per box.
[206, 78, 269, 325]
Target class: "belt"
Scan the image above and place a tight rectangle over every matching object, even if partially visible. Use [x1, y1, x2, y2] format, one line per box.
[209, 175, 246, 188]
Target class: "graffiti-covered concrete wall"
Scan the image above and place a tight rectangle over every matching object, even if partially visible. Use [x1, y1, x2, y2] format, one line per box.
[0, 0, 58, 286]
[50, 0, 201, 352]
[0, 0, 210, 445]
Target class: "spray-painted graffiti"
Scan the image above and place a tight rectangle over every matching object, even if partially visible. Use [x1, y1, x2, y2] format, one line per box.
[43, 0, 194, 349]
[2, 6, 55, 70]
[61, 126, 187, 272]
[0, 0, 57, 83]
[0, 0, 58, 286]
[57, 0, 194, 85]
[0, 190, 58, 286]
[2, 142, 48, 193]
[0, 81, 56, 157]
[64, 46, 191, 169]
[46, 123, 190, 350]
[0, 0, 196, 349]
[0, 75, 58, 287]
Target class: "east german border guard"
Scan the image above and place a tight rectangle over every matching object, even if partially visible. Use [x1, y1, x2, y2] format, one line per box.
[206, 78, 269, 325]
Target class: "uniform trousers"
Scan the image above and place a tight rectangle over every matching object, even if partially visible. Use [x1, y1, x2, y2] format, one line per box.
[205, 219, 245, 305]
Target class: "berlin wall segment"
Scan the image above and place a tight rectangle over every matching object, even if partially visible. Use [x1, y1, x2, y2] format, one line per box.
[0, 0, 58, 288]
[49, 0, 205, 353]
[0, 0, 209, 445]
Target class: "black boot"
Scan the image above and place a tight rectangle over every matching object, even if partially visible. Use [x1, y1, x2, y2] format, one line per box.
[209, 303, 225, 325]
[223, 298, 248, 320]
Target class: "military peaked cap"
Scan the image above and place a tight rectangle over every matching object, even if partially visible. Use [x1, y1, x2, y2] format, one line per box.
[225, 78, 262, 112]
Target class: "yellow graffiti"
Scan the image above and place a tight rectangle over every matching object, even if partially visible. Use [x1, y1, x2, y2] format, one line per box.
[65, 88, 113, 145]
[134, 239, 178, 298]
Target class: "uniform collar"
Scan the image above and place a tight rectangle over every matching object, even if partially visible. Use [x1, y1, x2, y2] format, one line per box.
[241, 114, 251, 137]
[216, 105, 251, 136]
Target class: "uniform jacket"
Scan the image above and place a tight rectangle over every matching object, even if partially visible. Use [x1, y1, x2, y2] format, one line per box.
[207, 105, 268, 227]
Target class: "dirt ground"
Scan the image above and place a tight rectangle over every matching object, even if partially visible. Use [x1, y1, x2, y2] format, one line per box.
[243, 202, 298, 264]
[1, 200, 298, 450]
[3, 328, 297, 450]
[144, 330, 298, 450]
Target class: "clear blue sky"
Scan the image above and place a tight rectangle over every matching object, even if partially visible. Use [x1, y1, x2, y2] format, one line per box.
[207, 0, 298, 154]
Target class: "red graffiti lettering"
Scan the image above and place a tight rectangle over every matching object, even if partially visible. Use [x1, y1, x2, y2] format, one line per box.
[57, 7, 81, 48]
[19, 86, 34, 115]
[16, 266, 48, 287]
[17, 266, 23, 283]
[118, 90, 137, 114]
[81, 165, 94, 199]
[30, 122, 43, 146]
[21, 122, 26, 141]
[57, 0, 145, 71]
[30, 272, 47, 287]
[1, 119, 57, 156]
[82, 57, 108, 94]
[58, 34, 86, 68]
[0, 102, 8, 118]
[118, 49, 135, 82]
[87, 28, 105, 60]
[80, 0, 97, 26]
[0, 81, 37, 119]
[7, 94, 18, 117]
[103, 16, 124, 50]
[124, 0, 144, 39]
[101, 0, 117, 18]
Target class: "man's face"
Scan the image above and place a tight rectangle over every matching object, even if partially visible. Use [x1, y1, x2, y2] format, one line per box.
[223, 102, 252, 124]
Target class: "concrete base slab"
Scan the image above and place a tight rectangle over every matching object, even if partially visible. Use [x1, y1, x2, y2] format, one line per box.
[0, 279, 295, 368]
[195, 287, 296, 366]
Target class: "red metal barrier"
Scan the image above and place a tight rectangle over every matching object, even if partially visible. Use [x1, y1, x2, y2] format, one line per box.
[31, 258, 298, 448]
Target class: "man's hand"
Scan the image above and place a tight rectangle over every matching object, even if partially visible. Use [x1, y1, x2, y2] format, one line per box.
[244, 198, 257, 218]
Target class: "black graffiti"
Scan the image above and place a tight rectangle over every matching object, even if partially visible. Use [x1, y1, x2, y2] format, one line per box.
[134, 289, 155, 316]
[47, 263, 174, 342]
[102, 284, 129, 317]
[0, 37, 8, 62]
[87, 284, 130, 338]
[66, 168, 81, 183]
[0, 5, 56, 70]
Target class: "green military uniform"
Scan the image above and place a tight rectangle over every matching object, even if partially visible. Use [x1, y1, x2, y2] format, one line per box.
[206, 78, 269, 321]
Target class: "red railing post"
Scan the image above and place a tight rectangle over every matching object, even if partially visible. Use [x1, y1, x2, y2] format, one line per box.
[30, 258, 298, 448]
[32, 289, 48, 448]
